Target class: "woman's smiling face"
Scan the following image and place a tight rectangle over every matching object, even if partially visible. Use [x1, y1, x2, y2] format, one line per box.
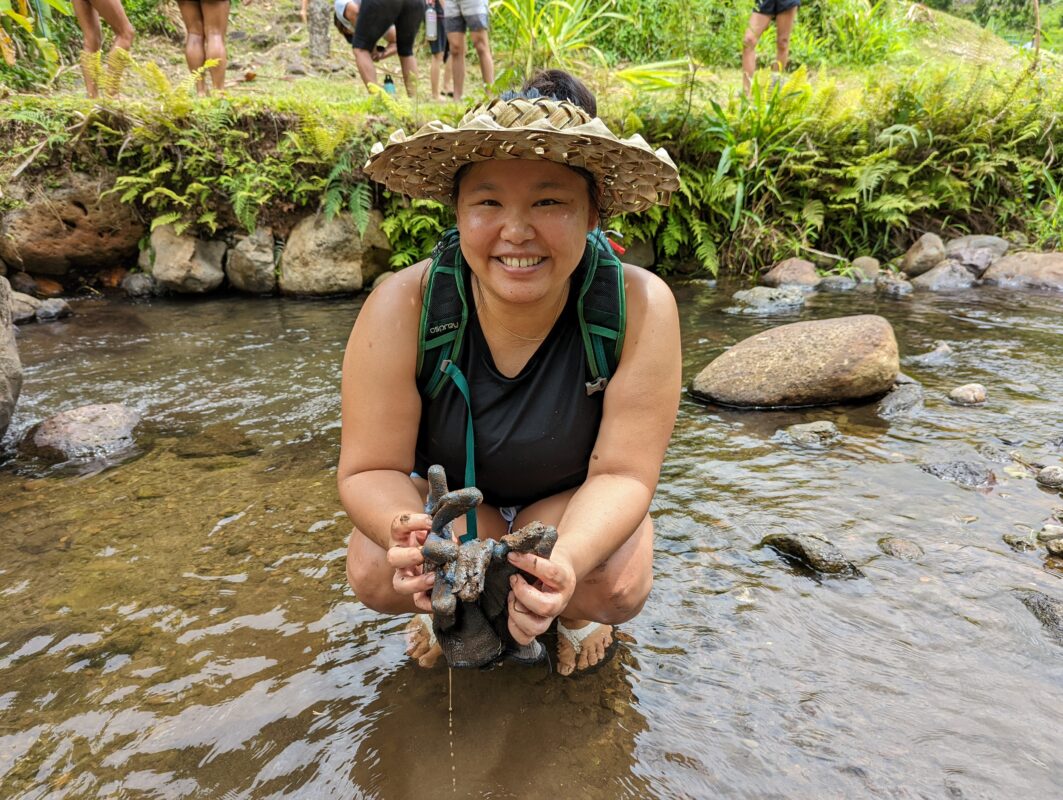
[454, 159, 599, 306]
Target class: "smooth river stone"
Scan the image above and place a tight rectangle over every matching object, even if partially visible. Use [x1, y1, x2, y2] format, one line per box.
[1035, 466, 1063, 489]
[982, 252, 1063, 292]
[761, 533, 863, 577]
[690, 315, 899, 408]
[761, 257, 820, 288]
[24, 403, 141, 461]
[901, 233, 945, 277]
[949, 383, 987, 405]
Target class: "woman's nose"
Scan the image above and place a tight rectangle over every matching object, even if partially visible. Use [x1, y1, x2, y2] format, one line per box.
[499, 212, 534, 244]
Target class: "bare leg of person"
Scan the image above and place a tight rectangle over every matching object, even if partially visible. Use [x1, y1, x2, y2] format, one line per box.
[398, 54, 417, 97]
[469, 29, 493, 88]
[447, 31, 466, 101]
[72, 0, 102, 97]
[773, 6, 798, 76]
[176, 0, 206, 95]
[201, 0, 230, 92]
[741, 12, 773, 94]
[431, 52, 443, 100]
[88, 0, 135, 50]
[354, 47, 378, 89]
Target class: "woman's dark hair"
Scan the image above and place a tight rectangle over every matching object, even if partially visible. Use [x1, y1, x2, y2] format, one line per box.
[519, 70, 597, 117]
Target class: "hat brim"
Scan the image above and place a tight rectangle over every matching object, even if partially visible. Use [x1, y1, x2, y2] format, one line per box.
[363, 115, 680, 216]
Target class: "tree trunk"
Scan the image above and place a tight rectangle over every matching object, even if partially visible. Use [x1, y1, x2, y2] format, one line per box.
[308, 0, 331, 63]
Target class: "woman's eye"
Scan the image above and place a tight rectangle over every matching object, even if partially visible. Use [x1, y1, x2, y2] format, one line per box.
[477, 199, 500, 206]
[534, 198, 561, 206]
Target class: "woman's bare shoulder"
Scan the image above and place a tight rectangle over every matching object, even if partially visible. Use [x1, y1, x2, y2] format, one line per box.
[621, 263, 678, 320]
[358, 259, 431, 322]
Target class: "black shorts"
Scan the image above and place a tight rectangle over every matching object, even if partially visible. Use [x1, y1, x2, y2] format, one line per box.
[354, 0, 425, 57]
[754, 0, 799, 17]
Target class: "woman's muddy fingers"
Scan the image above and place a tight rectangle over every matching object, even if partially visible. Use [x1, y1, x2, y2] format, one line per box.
[387, 544, 425, 570]
[507, 585, 551, 644]
[393, 566, 435, 596]
[390, 511, 432, 547]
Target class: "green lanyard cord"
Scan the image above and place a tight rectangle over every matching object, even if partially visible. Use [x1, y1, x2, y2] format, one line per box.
[441, 360, 478, 543]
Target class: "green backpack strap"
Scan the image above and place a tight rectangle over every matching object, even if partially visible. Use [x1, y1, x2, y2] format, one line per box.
[577, 229, 627, 395]
[417, 228, 468, 400]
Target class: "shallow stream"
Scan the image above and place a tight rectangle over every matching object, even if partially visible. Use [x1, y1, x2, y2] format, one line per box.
[2, 282, 1062, 798]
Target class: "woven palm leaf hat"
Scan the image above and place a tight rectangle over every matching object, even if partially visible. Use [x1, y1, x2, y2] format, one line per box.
[363, 95, 680, 216]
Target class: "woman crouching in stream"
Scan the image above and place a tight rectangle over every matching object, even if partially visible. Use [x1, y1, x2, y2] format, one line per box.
[337, 70, 681, 676]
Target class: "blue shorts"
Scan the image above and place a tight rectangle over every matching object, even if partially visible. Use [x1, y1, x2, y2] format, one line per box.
[755, 0, 799, 17]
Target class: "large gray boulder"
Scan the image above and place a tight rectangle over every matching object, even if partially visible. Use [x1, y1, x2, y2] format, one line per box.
[21, 403, 141, 461]
[982, 252, 1063, 292]
[226, 227, 277, 294]
[690, 314, 899, 408]
[945, 234, 1009, 276]
[279, 211, 391, 296]
[761, 257, 819, 288]
[0, 173, 144, 275]
[0, 277, 23, 439]
[145, 225, 226, 294]
[911, 261, 976, 291]
[901, 233, 945, 277]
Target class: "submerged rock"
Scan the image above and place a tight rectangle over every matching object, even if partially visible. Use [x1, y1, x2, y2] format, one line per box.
[121, 273, 157, 298]
[911, 261, 976, 291]
[0, 276, 23, 440]
[901, 233, 945, 277]
[10, 291, 39, 324]
[761, 258, 820, 289]
[907, 341, 953, 367]
[690, 315, 899, 408]
[783, 421, 840, 448]
[724, 286, 806, 315]
[1016, 590, 1063, 645]
[761, 533, 863, 577]
[1002, 532, 1037, 552]
[35, 298, 72, 322]
[878, 537, 924, 560]
[949, 383, 987, 406]
[23, 403, 141, 461]
[876, 381, 925, 420]
[1035, 466, 1063, 490]
[982, 252, 1063, 292]
[919, 461, 996, 488]
[875, 273, 913, 297]
[816, 275, 857, 292]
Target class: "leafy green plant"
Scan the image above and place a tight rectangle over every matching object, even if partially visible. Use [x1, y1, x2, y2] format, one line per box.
[490, 0, 629, 78]
[0, 0, 72, 89]
[380, 195, 453, 267]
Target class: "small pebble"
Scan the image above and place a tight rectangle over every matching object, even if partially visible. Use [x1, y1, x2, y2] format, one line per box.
[1037, 524, 1063, 543]
[1036, 465, 1063, 489]
[949, 384, 987, 405]
[1049, 539, 1063, 557]
[1002, 533, 1036, 552]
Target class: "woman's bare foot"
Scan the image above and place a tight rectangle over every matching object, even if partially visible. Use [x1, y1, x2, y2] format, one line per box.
[404, 615, 443, 667]
[557, 618, 614, 676]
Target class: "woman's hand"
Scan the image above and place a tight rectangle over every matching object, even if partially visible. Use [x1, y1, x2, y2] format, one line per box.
[505, 551, 577, 645]
[385, 512, 435, 612]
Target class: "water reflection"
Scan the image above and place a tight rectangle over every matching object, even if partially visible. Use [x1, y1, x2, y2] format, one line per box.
[2, 284, 1063, 797]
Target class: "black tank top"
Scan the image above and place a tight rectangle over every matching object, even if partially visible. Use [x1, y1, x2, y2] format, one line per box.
[414, 272, 604, 508]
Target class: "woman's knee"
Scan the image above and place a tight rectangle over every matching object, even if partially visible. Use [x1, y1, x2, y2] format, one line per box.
[597, 570, 652, 625]
[742, 30, 759, 50]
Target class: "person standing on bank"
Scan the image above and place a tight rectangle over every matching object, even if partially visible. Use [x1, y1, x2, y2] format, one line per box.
[71, 0, 135, 97]
[330, 0, 399, 62]
[444, 0, 493, 102]
[742, 0, 799, 93]
[176, 0, 234, 95]
[348, 0, 424, 95]
[339, 71, 682, 676]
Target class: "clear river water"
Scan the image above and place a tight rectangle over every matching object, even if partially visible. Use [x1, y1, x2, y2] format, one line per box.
[1, 280, 1061, 799]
